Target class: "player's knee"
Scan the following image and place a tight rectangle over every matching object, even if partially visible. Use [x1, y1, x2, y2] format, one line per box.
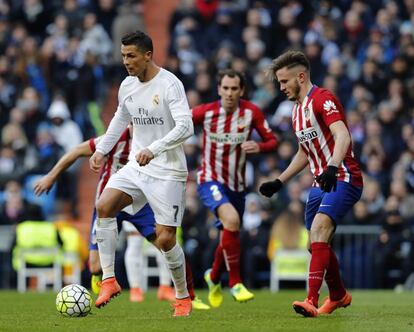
[310, 223, 333, 242]
[96, 199, 116, 218]
[156, 228, 176, 251]
[221, 214, 240, 231]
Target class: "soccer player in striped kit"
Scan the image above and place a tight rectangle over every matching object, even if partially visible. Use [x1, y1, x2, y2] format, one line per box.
[192, 69, 278, 307]
[260, 51, 363, 317]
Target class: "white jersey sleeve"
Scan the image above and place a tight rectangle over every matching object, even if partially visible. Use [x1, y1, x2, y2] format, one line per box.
[95, 78, 133, 155]
[147, 79, 194, 157]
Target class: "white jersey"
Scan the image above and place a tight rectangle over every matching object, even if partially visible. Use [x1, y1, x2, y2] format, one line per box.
[96, 68, 194, 181]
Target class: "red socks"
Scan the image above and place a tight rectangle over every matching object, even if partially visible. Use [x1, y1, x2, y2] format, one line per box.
[210, 244, 225, 284]
[325, 247, 346, 301]
[184, 256, 195, 300]
[221, 229, 241, 287]
[210, 229, 242, 287]
[308, 242, 330, 307]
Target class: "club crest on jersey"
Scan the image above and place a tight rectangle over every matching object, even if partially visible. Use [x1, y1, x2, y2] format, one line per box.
[304, 107, 310, 119]
[323, 100, 339, 116]
[237, 116, 247, 130]
[152, 94, 160, 106]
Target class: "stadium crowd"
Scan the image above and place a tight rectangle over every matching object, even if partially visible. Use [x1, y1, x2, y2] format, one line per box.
[1, 0, 414, 289]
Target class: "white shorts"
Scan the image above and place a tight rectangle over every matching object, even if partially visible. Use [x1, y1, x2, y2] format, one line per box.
[122, 221, 138, 233]
[105, 163, 185, 227]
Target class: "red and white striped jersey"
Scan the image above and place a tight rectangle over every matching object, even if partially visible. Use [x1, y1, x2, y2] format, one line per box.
[89, 128, 131, 203]
[292, 86, 363, 186]
[192, 99, 277, 192]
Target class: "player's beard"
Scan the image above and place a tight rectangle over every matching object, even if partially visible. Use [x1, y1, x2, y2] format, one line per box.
[136, 66, 147, 82]
[288, 79, 301, 101]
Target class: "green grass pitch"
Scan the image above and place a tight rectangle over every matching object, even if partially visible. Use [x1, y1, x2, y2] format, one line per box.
[0, 289, 413, 332]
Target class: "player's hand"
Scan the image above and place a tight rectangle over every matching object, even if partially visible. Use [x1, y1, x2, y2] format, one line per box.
[135, 148, 154, 166]
[89, 151, 105, 173]
[33, 175, 55, 196]
[259, 179, 283, 198]
[315, 165, 338, 192]
[241, 140, 260, 154]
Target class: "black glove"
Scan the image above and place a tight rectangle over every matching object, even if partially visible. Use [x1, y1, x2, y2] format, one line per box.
[315, 165, 338, 192]
[259, 179, 283, 198]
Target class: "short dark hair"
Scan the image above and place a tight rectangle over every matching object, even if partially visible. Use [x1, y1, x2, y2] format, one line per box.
[217, 69, 246, 90]
[267, 50, 310, 80]
[121, 30, 153, 53]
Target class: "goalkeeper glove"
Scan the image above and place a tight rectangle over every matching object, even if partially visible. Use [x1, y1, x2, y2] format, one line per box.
[259, 179, 283, 198]
[315, 165, 338, 192]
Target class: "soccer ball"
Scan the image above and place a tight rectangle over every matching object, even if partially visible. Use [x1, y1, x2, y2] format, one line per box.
[56, 284, 92, 317]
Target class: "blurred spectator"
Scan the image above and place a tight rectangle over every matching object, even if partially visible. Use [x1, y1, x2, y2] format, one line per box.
[241, 193, 271, 288]
[0, 146, 25, 187]
[267, 206, 308, 262]
[46, 98, 82, 217]
[0, 179, 43, 225]
[25, 124, 63, 175]
[12, 0, 51, 38]
[16, 87, 44, 142]
[111, 0, 145, 82]
[344, 199, 375, 225]
[58, 0, 85, 37]
[47, 98, 82, 153]
[78, 12, 112, 66]
[361, 177, 385, 222]
[93, 0, 117, 36]
[373, 196, 413, 288]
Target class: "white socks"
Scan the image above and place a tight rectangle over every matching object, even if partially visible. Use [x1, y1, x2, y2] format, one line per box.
[96, 217, 118, 280]
[162, 243, 188, 299]
[155, 249, 172, 286]
[124, 235, 143, 289]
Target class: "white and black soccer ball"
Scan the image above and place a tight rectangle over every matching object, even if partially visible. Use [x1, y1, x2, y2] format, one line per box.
[56, 284, 92, 317]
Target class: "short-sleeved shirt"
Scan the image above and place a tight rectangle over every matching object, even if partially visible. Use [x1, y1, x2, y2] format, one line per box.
[292, 86, 362, 187]
[192, 99, 277, 192]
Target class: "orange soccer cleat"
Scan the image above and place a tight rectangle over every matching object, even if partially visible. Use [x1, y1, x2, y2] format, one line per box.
[157, 285, 176, 302]
[318, 291, 352, 314]
[292, 298, 318, 318]
[95, 277, 122, 308]
[172, 297, 192, 317]
[130, 287, 144, 303]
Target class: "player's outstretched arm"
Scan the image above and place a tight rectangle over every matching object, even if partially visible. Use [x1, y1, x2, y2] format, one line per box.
[34, 141, 93, 196]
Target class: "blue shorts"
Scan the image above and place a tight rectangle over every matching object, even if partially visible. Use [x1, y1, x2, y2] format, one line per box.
[89, 203, 156, 250]
[304, 181, 362, 230]
[198, 181, 246, 229]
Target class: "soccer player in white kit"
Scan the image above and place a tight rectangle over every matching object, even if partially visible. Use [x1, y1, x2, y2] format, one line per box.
[89, 30, 194, 317]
